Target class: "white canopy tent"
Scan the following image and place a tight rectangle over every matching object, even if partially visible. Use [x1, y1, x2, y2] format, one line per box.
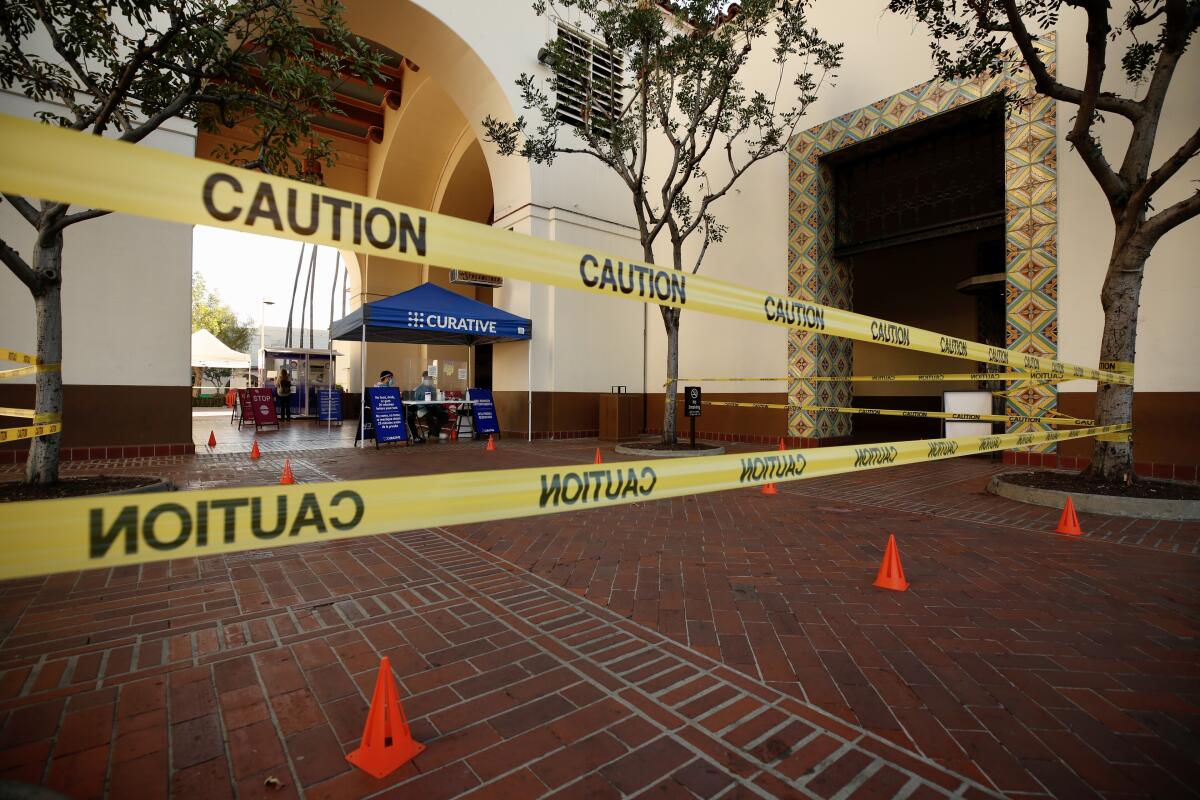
[191, 329, 251, 369]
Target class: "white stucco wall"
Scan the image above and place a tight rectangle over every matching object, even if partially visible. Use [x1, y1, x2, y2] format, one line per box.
[0, 91, 194, 388]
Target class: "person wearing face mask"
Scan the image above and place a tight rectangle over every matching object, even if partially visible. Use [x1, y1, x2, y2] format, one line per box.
[373, 370, 419, 443]
[411, 370, 448, 439]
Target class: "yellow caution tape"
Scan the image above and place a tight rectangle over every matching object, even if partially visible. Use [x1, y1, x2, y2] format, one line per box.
[803, 404, 1093, 427]
[0, 422, 1128, 581]
[0, 364, 60, 380]
[1096, 429, 1133, 442]
[668, 372, 1067, 387]
[809, 372, 1066, 383]
[2, 348, 39, 366]
[667, 377, 792, 386]
[0, 347, 58, 380]
[694, 400, 1092, 426]
[0, 422, 62, 444]
[1098, 361, 1135, 376]
[672, 371, 1065, 388]
[0, 408, 58, 423]
[0, 114, 1132, 386]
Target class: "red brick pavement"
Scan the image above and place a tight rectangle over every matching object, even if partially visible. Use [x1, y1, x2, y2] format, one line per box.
[0, 524, 991, 799]
[2, 439, 1198, 798]
[449, 452, 1200, 799]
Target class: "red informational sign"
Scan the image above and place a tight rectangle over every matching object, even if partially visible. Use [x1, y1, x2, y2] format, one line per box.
[249, 388, 279, 429]
[236, 389, 255, 429]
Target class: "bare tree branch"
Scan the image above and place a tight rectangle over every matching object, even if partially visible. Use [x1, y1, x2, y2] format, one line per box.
[0, 237, 38, 292]
[46, 208, 112, 235]
[31, 0, 105, 129]
[120, 78, 205, 144]
[996, 0, 1143, 121]
[2, 194, 40, 227]
[1118, 0, 1200, 187]
[992, 1, 1129, 203]
[1139, 191, 1200, 245]
[1127, 124, 1200, 213]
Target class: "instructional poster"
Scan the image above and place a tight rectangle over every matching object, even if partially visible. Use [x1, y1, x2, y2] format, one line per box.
[469, 388, 499, 435]
[367, 387, 408, 443]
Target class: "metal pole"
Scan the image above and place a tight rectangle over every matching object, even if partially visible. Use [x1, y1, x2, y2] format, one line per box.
[527, 340, 532, 443]
[298, 246, 314, 354]
[308, 247, 316, 350]
[328, 254, 339, 434]
[359, 320, 366, 447]
[286, 243, 305, 347]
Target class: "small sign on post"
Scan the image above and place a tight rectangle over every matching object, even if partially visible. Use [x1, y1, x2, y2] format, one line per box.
[684, 386, 701, 448]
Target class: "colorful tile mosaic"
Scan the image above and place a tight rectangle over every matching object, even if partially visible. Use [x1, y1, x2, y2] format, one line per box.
[787, 37, 1059, 449]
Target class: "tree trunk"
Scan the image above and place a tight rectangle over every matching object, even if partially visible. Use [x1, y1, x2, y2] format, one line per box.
[1084, 241, 1146, 483]
[24, 232, 65, 485]
[661, 305, 679, 444]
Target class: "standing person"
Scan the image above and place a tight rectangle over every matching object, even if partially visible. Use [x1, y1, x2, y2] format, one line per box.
[277, 368, 293, 421]
[411, 371, 448, 438]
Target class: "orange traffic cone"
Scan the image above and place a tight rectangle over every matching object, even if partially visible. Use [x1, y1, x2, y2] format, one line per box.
[207, 430, 216, 448]
[249, 440, 261, 460]
[279, 459, 295, 485]
[594, 447, 603, 464]
[345, 656, 424, 778]
[873, 534, 909, 591]
[762, 439, 782, 495]
[486, 435, 496, 452]
[1056, 497, 1083, 536]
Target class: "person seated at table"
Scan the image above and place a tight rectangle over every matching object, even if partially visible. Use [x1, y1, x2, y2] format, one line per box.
[411, 371, 448, 438]
[371, 369, 419, 442]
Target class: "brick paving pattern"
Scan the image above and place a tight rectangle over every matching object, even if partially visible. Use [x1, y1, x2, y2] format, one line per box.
[0, 525, 989, 799]
[192, 412, 359, 455]
[1, 437, 1198, 798]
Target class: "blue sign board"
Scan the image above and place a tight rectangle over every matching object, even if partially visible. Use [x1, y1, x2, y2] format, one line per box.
[468, 388, 499, 435]
[367, 387, 408, 443]
[317, 389, 343, 422]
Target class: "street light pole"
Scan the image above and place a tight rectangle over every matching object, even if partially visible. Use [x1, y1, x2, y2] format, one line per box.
[259, 299, 275, 387]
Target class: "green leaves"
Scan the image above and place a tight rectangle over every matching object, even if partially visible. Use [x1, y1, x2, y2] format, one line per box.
[192, 274, 252, 352]
[0, 0, 385, 181]
[485, 0, 841, 270]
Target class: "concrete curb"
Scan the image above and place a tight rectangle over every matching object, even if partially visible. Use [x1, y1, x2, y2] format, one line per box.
[615, 443, 726, 458]
[109, 477, 175, 495]
[0, 476, 174, 503]
[988, 472, 1200, 521]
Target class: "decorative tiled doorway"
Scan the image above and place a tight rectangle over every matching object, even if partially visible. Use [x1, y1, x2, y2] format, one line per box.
[787, 38, 1059, 445]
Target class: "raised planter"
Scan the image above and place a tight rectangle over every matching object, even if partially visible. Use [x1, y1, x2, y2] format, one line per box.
[988, 472, 1200, 521]
[0, 476, 173, 504]
[615, 441, 725, 458]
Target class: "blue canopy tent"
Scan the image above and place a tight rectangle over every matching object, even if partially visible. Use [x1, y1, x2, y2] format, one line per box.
[330, 282, 533, 441]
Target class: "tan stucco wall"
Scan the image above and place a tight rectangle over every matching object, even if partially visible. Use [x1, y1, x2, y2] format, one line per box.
[1053, 5, 1200, 392]
[0, 91, 194, 389]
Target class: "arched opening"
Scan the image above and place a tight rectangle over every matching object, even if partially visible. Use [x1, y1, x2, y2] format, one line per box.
[193, 1, 532, 434]
[330, 0, 531, 409]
